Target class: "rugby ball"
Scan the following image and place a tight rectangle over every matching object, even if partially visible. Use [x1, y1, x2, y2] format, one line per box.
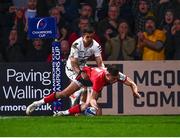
[84, 107, 96, 116]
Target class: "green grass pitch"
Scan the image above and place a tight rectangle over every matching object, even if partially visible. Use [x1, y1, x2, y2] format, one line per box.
[0, 115, 180, 137]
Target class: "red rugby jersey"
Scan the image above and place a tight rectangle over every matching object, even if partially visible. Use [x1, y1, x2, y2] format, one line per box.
[82, 66, 127, 93]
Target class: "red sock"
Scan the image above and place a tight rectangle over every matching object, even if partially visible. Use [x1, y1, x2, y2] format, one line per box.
[44, 92, 57, 103]
[68, 104, 81, 115]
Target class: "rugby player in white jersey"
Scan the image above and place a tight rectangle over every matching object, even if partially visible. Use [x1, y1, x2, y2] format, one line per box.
[65, 26, 105, 109]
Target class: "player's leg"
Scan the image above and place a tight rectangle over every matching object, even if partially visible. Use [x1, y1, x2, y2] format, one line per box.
[54, 88, 92, 116]
[65, 67, 84, 107]
[54, 102, 90, 116]
[69, 88, 83, 106]
[70, 87, 88, 107]
[54, 88, 102, 116]
[54, 77, 93, 116]
[26, 81, 80, 115]
[79, 87, 88, 104]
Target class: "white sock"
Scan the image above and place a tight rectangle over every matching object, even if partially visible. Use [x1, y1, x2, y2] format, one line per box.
[34, 99, 45, 106]
[79, 101, 85, 105]
[62, 110, 69, 115]
[73, 89, 82, 97]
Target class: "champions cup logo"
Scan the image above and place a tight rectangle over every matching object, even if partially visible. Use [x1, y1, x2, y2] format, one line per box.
[28, 17, 57, 39]
[37, 18, 47, 30]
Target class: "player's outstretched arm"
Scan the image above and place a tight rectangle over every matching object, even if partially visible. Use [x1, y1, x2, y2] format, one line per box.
[89, 91, 99, 110]
[124, 77, 141, 98]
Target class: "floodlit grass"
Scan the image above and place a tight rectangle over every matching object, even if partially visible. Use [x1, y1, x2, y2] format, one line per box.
[0, 116, 180, 137]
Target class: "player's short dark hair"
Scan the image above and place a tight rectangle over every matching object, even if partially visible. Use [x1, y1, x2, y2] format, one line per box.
[107, 65, 119, 76]
[82, 26, 94, 34]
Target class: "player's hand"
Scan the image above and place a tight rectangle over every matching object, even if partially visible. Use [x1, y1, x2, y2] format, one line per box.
[81, 72, 89, 80]
[132, 85, 141, 98]
[90, 99, 99, 110]
[131, 82, 141, 98]
[133, 91, 141, 98]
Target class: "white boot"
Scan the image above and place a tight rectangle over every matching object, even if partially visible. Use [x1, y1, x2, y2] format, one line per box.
[53, 110, 69, 116]
[26, 99, 44, 115]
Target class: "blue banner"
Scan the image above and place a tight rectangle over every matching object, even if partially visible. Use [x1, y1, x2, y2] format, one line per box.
[52, 40, 62, 111]
[52, 40, 61, 92]
[28, 17, 57, 39]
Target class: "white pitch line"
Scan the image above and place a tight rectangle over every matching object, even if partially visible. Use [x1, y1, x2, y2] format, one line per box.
[0, 116, 27, 119]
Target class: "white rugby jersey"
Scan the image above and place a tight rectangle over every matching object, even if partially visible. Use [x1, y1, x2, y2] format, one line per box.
[66, 37, 102, 71]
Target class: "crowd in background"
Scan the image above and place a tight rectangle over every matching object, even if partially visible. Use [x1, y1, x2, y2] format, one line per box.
[0, 0, 179, 62]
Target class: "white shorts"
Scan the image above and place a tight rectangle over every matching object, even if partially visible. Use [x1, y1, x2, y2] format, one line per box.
[65, 66, 82, 86]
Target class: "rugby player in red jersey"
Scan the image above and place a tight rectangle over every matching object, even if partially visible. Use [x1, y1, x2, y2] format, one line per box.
[26, 65, 141, 115]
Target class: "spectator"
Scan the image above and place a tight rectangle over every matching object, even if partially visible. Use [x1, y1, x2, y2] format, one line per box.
[137, 16, 166, 60]
[1, 4, 17, 59]
[155, 0, 173, 28]
[71, 3, 95, 32]
[47, 40, 70, 62]
[105, 19, 136, 60]
[68, 17, 101, 46]
[14, 8, 27, 47]
[171, 18, 180, 35]
[49, 7, 69, 41]
[24, 0, 37, 32]
[60, 39, 70, 61]
[97, 5, 119, 45]
[132, 0, 158, 16]
[171, 18, 180, 60]
[55, 0, 79, 24]
[26, 38, 48, 62]
[81, 0, 109, 22]
[161, 9, 174, 33]
[160, 9, 175, 60]
[133, 0, 154, 34]
[79, 3, 94, 25]
[25, 0, 37, 18]
[109, 0, 134, 33]
[36, 0, 54, 17]
[6, 29, 25, 62]
[45, 6, 70, 55]
[56, 0, 70, 18]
